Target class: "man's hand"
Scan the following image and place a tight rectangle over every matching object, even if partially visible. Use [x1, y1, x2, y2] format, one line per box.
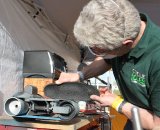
[55, 72, 80, 84]
[90, 87, 118, 107]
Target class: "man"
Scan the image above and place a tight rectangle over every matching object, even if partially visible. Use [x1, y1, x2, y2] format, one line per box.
[56, 0, 160, 129]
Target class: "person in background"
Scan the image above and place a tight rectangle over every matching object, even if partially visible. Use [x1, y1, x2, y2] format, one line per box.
[56, 0, 160, 129]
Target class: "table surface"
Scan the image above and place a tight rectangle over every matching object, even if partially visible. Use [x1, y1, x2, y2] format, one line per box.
[0, 115, 100, 130]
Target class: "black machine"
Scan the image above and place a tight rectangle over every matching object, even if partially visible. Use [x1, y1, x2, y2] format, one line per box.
[23, 50, 67, 79]
[4, 82, 100, 121]
[4, 50, 100, 121]
[4, 85, 80, 121]
[4, 83, 100, 121]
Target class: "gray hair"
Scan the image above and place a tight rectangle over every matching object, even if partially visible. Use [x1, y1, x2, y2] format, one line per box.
[73, 0, 141, 50]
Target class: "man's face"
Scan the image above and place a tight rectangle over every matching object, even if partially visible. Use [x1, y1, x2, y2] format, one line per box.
[88, 46, 110, 57]
[88, 43, 131, 58]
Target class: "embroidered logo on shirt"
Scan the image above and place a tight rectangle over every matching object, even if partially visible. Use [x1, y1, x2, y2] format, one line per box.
[131, 69, 146, 87]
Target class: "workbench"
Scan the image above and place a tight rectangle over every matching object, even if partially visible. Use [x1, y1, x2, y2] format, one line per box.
[0, 115, 100, 130]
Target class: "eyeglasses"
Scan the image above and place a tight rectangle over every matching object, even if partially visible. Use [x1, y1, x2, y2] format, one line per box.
[88, 46, 108, 57]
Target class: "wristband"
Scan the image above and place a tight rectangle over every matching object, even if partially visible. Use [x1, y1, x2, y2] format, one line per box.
[111, 96, 124, 112]
[77, 71, 85, 82]
[118, 100, 127, 114]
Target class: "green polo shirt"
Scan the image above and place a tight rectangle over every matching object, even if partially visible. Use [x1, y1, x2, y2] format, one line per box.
[106, 14, 160, 116]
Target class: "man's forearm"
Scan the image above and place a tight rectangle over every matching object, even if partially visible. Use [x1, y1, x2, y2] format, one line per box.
[81, 58, 111, 80]
[122, 102, 156, 129]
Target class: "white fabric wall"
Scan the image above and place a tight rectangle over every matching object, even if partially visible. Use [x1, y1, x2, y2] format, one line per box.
[0, 0, 80, 116]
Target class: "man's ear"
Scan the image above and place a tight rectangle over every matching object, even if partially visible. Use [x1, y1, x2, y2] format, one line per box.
[123, 39, 134, 45]
[122, 39, 134, 47]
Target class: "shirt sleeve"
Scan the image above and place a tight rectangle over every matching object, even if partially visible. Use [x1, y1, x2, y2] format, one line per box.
[149, 56, 160, 116]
